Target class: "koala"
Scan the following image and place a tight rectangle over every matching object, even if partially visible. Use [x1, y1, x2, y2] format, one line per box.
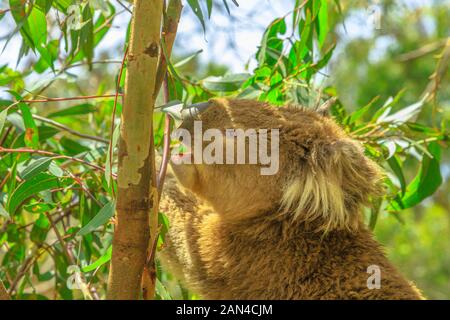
[158, 98, 423, 299]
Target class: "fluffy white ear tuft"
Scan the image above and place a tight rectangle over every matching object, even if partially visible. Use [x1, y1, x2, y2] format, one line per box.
[281, 139, 384, 232]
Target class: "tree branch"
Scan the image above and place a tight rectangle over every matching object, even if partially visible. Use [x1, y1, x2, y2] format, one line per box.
[0, 279, 10, 300]
[30, 114, 108, 144]
[154, 0, 183, 98]
[107, 0, 163, 300]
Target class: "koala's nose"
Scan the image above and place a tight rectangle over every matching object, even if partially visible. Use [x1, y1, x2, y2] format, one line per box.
[160, 101, 211, 122]
[181, 102, 211, 120]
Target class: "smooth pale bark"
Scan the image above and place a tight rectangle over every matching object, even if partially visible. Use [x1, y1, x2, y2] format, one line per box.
[141, 0, 182, 300]
[107, 0, 163, 300]
[0, 279, 10, 300]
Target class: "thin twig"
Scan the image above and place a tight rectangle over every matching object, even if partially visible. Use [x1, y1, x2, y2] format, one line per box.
[0, 147, 114, 176]
[0, 279, 10, 300]
[30, 114, 108, 144]
[153, 0, 183, 98]
[8, 245, 43, 295]
[0, 126, 13, 146]
[20, 94, 123, 104]
[56, 60, 122, 73]
[397, 39, 447, 62]
[44, 212, 99, 300]
[116, 0, 133, 14]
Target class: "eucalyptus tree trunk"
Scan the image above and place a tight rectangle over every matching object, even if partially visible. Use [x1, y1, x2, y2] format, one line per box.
[0, 279, 10, 300]
[141, 0, 182, 300]
[107, 0, 163, 300]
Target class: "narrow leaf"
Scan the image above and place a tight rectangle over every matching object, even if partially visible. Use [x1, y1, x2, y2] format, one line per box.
[19, 103, 40, 148]
[81, 245, 112, 272]
[7, 173, 61, 214]
[77, 200, 115, 236]
[20, 157, 54, 180]
[387, 155, 406, 195]
[47, 103, 96, 118]
[187, 0, 206, 33]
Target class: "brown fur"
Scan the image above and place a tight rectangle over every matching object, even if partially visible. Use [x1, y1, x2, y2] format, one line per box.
[158, 98, 424, 299]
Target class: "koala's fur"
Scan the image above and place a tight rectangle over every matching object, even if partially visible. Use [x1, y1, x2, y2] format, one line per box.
[158, 98, 423, 299]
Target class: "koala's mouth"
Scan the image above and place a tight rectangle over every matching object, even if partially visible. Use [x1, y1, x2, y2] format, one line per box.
[171, 140, 192, 162]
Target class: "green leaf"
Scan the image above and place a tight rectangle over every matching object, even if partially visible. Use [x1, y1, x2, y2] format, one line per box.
[160, 38, 185, 89]
[48, 161, 64, 177]
[157, 211, 170, 250]
[30, 213, 50, 243]
[93, 3, 115, 46]
[222, 0, 231, 15]
[77, 200, 115, 236]
[70, 4, 94, 65]
[47, 103, 96, 118]
[348, 96, 379, 124]
[36, 0, 53, 13]
[54, 0, 72, 12]
[7, 173, 61, 214]
[0, 108, 7, 135]
[202, 73, 250, 92]
[81, 245, 112, 272]
[156, 278, 172, 300]
[187, 0, 206, 33]
[80, 4, 94, 66]
[300, 10, 313, 53]
[23, 202, 55, 214]
[368, 197, 382, 230]
[173, 49, 203, 68]
[37, 125, 59, 141]
[34, 40, 59, 73]
[316, 0, 329, 47]
[387, 155, 406, 195]
[9, 0, 35, 49]
[60, 136, 90, 155]
[206, 0, 213, 18]
[314, 43, 335, 70]
[0, 203, 10, 220]
[105, 123, 120, 187]
[19, 103, 40, 149]
[389, 142, 442, 210]
[20, 157, 54, 180]
[257, 18, 286, 66]
[28, 6, 47, 48]
[0, 99, 14, 107]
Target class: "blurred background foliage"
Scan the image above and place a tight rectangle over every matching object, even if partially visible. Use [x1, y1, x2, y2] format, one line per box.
[0, 0, 448, 299]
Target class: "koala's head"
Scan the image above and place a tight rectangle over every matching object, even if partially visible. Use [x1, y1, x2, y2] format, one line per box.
[170, 98, 383, 232]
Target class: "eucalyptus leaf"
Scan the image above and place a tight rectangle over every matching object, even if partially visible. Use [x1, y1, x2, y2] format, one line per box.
[81, 245, 112, 272]
[202, 73, 250, 92]
[20, 157, 54, 180]
[77, 200, 115, 236]
[187, 0, 206, 33]
[7, 173, 61, 214]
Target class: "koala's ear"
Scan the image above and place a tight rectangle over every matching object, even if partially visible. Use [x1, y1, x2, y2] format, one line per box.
[315, 97, 337, 117]
[281, 139, 384, 232]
